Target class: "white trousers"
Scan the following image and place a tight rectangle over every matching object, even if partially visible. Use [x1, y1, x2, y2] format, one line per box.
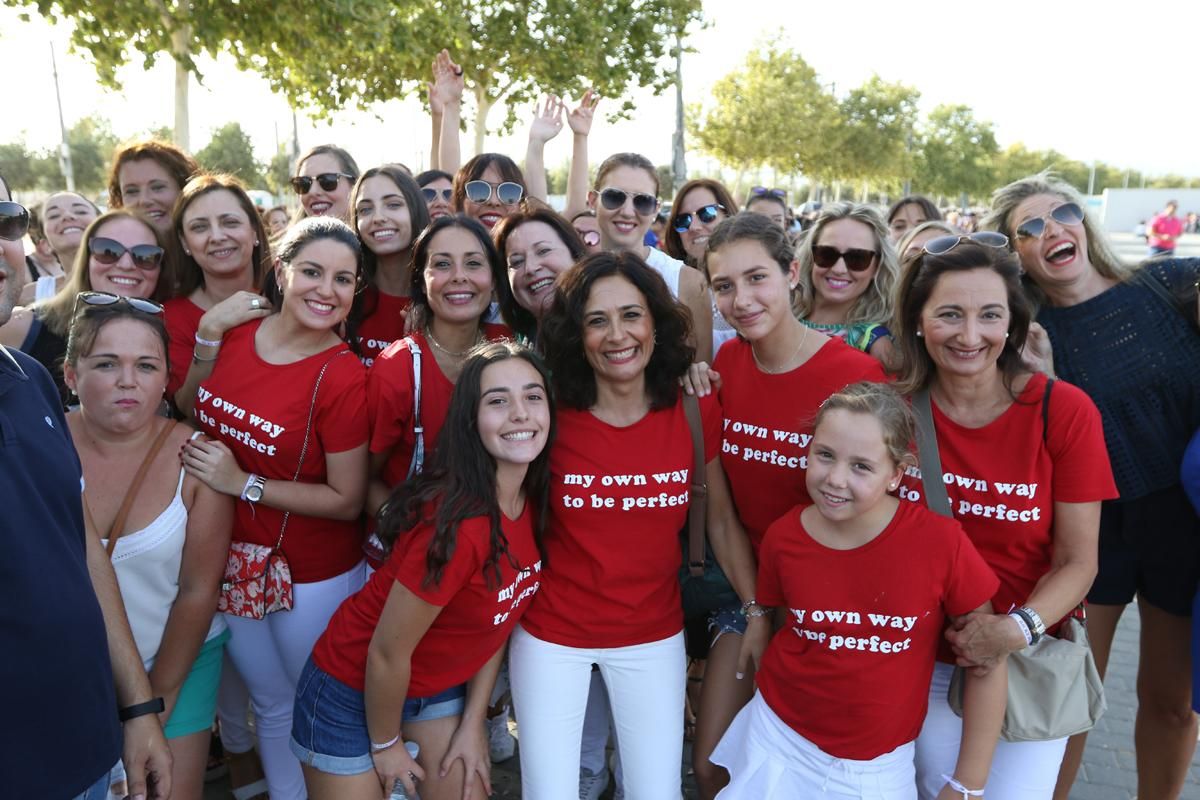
[914, 663, 1068, 800]
[509, 625, 685, 800]
[223, 561, 366, 800]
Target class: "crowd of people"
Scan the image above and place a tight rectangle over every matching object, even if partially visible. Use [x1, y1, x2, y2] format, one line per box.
[4, 48, 1200, 800]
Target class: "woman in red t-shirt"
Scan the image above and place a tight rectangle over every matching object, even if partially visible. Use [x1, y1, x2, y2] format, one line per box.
[181, 217, 371, 800]
[350, 166, 430, 368]
[890, 235, 1117, 799]
[293, 342, 553, 800]
[712, 382, 1006, 799]
[509, 251, 759, 799]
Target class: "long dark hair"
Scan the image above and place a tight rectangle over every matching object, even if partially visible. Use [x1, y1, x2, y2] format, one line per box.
[408, 214, 517, 331]
[377, 341, 556, 587]
[350, 165, 431, 325]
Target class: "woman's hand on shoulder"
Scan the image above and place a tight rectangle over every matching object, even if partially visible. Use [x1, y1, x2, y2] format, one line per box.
[180, 437, 247, 498]
[440, 717, 492, 800]
[945, 610, 1026, 669]
[197, 291, 272, 342]
[1019, 322, 1055, 378]
[681, 361, 720, 397]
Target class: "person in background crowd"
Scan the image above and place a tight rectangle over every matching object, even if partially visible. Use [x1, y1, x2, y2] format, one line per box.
[19, 200, 66, 304]
[108, 139, 201, 234]
[417, 169, 455, 223]
[41, 190, 100, 275]
[265, 206, 291, 238]
[896, 220, 960, 270]
[743, 187, 788, 231]
[292, 145, 360, 222]
[571, 210, 602, 254]
[1148, 199, 1184, 256]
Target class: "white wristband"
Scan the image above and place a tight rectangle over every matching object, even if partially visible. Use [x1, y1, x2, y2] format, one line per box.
[1008, 612, 1033, 646]
[942, 774, 984, 798]
[371, 733, 400, 753]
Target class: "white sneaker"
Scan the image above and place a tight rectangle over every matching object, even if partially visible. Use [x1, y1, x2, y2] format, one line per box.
[578, 765, 609, 800]
[487, 708, 516, 763]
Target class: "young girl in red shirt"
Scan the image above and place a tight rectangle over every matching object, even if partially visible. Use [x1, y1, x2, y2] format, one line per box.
[712, 382, 1007, 800]
[291, 342, 554, 800]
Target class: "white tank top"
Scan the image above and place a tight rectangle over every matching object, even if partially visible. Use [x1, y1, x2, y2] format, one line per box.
[644, 247, 683, 298]
[103, 437, 226, 669]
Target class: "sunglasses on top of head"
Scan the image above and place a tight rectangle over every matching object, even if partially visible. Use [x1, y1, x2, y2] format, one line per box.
[811, 245, 878, 272]
[464, 180, 525, 206]
[751, 186, 787, 199]
[72, 291, 165, 317]
[673, 204, 726, 233]
[1014, 202, 1084, 240]
[0, 201, 29, 242]
[290, 173, 354, 195]
[922, 231, 1010, 256]
[421, 187, 454, 204]
[89, 237, 165, 271]
[598, 187, 658, 217]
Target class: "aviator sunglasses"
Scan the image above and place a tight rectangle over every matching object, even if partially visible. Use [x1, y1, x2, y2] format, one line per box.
[89, 237, 165, 271]
[290, 173, 354, 195]
[421, 187, 454, 204]
[923, 231, 1009, 256]
[598, 187, 658, 217]
[1014, 202, 1084, 240]
[464, 180, 525, 206]
[673, 204, 725, 233]
[811, 245, 879, 272]
[0, 201, 29, 242]
[72, 291, 165, 317]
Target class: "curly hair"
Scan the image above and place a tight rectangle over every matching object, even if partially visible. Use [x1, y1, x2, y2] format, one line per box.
[794, 202, 899, 328]
[107, 139, 200, 209]
[492, 206, 588, 341]
[663, 179, 739, 265]
[540, 250, 695, 411]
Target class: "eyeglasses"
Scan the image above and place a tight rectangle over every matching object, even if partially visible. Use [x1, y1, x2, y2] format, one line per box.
[0, 201, 29, 241]
[290, 173, 354, 195]
[598, 187, 658, 216]
[923, 231, 1010, 256]
[89, 237, 165, 271]
[576, 229, 601, 247]
[464, 180, 524, 206]
[72, 291, 165, 317]
[751, 186, 787, 199]
[672, 204, 725, 233]
[1014, 202, 1084, 240]
[421, 187, 453, 204]
[811, 245, 878, 272]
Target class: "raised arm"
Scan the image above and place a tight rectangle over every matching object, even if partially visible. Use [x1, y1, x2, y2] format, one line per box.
[564, 90, 599, 218]
[432, 50, 465, 177]
[524, 95, 564, 203]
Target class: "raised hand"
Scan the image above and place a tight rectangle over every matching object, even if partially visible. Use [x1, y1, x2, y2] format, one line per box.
[567, 88, 600, 137]
[528, 95, 565, 144]
[430, 48, 465, 110]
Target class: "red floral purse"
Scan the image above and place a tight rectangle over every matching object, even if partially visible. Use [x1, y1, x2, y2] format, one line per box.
[218, 351, 349, 619]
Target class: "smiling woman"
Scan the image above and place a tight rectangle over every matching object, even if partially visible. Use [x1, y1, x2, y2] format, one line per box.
[108, 139, 201, 235]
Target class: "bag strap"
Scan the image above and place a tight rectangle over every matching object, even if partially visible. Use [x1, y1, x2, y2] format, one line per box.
[1041, 377, 1056, 444]
[104, 419, 177, 557]
[912, 388, 953, 519]
[274, 350, 351, 550]
[682, 392, 709, 577]
[405, 336, 425, 479]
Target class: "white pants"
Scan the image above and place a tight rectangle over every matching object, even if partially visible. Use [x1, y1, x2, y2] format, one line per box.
[581, 667, 624, 786]
[509, 625, 685, 800]
[712, 691, 915, 799]
[223, 561, 366, 800]
[914, 663, 1068, 800]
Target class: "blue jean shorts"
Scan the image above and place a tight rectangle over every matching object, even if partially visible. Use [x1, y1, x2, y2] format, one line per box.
[709, 602, 748, 644]
[290, 657, 466, 775]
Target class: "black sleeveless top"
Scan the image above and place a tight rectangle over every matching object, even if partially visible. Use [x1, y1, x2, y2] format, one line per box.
[19, 313, 70, 409]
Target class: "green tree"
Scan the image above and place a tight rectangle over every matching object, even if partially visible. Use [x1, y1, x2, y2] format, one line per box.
[264, 147, 293, 199]
[195, 123, 263, 187]
[833, 76, 920, 191]
[0, 142, 45, 191]
[66, 115, 119, 193]
[912, 104, 998, 202]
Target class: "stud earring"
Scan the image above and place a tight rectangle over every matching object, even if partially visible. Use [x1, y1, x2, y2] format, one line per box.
[916, 330, 924, 338]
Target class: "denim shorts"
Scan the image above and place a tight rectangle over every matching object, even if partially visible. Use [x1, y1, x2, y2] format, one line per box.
[290, 657, 466, 775]
[708, 602, 748, 644]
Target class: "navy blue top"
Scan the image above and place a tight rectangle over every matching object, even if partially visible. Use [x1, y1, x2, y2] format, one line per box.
[0, 346, 121, 796]
[1036, 259, 1200, 500]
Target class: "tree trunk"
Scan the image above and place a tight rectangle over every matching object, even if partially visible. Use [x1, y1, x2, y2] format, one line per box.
[171, 25, 191, 150]
[473, 87, 492, 157]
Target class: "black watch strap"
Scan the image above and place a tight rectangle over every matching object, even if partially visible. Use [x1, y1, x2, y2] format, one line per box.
[118, 697, 165, 722]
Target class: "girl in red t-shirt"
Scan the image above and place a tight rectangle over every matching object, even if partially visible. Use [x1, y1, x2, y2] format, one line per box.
[712, 382, 1006, 800]
[292, 342, 553, 800]
[181, 217, 371, 799]
[350, 166, 430, 368]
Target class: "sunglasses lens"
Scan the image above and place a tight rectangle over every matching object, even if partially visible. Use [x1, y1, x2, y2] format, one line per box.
[631, 194, 657, 216]
[924, 235, 960, 256]
[1015, 219, 1045, 239]
[697, 205, 721, 224]
[972, 231, 1010, 248]
[316, 174, 342, 192]
[290, 177, 312, 195]
[128, 298, 165, 314]
[497, 182, 524, 205]
[1053, 203, 1084, 226]
[130, 245, 165, 270]
[811, 246, 840, 269]
[672, 215, 692, 233]
[421, 187, 436, 203]
[0, 202, 29, 241]
[599, 189, 626, 211]
[465, 181, 492, 203]
[842, 250, 876, 272]
[90, 238, 124, 265]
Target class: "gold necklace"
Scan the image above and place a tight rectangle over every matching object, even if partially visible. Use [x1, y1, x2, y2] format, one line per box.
[752, 324, 809, 374]
[425, 325, 482, 358]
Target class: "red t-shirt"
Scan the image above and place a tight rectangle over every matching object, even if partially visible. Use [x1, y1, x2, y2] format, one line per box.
[715, 336, 888, 551]
[313, 504, 540, 696]
[520, 393, 721, 648]
[367, 325, 511, 488]
[194, 318, 369, 582]
[897, 373, 1117, 621]
[163, 296, 205, 400]
[357, 288, 412, 369]
[756, 500, 998, 760]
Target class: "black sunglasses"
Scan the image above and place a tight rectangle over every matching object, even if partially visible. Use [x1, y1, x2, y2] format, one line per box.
[465, 180, 524, 206]
[290, 173, 354, 195]
[598, 187, 658, 217]
[72, 291, 165, 317]
[0, 201, 29, 242]
[673, 204, 725, 233]
[751, 186, 787, 199]
[89, 237, 165, 271]
[923, 231, 1010, 256]
[811, 245, 878, 272]
[1014, 202, 1084, 240]
[421, 187, 454, 204]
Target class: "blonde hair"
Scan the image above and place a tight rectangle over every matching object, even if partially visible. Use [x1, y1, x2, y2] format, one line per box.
[813, 381, 915, 469]
[794, 202, 898, 327]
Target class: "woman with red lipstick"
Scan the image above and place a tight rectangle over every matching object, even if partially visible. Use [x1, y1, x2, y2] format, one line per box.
[451, 153, 528, 231]
[180, 217, 370, 800]
[794, 202, 899, 364]
[889, 234, 1116, 799]
[493, 206, 588, 344]
[108, 139, 201, 235]
[293, 145, 360, 222]
[985, 174, 1200, 800]
[65, 297, 232, 800]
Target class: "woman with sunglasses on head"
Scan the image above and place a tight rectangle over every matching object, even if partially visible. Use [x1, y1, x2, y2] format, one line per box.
[590, 152, 713, 362]
[108, 139, 201, 234]
[0, 208, 174, 408]
[795, 202, 900, 364]
[744, 187, 789, 230]
[292, 145, 360, 221]
[417, 170, 455, 223]
[179, 217, 371, 800]
[888, 233, 1116, 800]
[64, 295, 232, 800]
[896, 220, 960, 268]
[351, 166, 432, 367]
[509, 251, 758, 800]
[983, 174, 1200, 800]
[886, 195, 944, 245]
[493, 207, 587, 345]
